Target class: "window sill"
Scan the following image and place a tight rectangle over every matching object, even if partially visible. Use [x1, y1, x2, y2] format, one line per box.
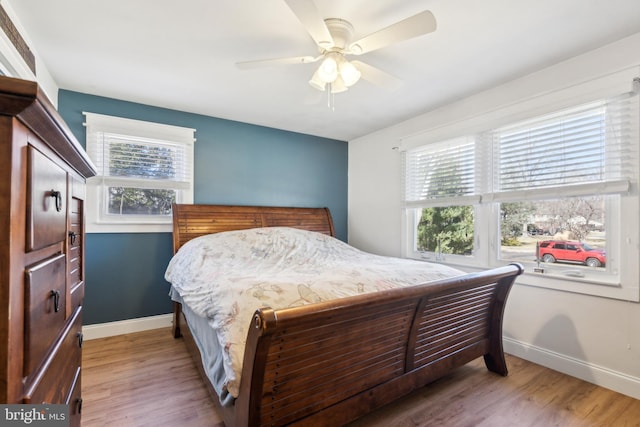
[411, 257, 639, 303]
[87, 222, 172, 233]
[516, 269, 638, 302]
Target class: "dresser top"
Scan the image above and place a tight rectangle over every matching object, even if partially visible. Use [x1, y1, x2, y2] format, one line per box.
[0, 75, 96, 178]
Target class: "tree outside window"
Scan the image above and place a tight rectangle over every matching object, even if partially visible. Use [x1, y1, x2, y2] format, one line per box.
[107, 142, 178, 216]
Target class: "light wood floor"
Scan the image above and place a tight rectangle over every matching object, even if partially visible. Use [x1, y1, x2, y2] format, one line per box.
[82, 328, 640, 427]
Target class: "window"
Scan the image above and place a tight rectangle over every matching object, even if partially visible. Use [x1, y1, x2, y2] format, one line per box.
[84, 113, 195, 233]
[403, 75, 639, 301]
[404, 137, 479, 264]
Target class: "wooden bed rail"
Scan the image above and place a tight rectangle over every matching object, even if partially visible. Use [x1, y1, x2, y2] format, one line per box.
[236, 263, 523, 427]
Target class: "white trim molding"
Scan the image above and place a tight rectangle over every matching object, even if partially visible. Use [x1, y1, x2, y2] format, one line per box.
[83, 112, 196, 233]
[82, 313, 173, 341]
[504, 336, 640, 400]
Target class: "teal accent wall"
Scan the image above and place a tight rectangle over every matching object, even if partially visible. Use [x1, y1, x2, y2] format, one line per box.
[58, 90, 347, 325]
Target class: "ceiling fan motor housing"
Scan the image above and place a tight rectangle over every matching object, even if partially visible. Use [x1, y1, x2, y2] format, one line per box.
[323, 18, 355, 51]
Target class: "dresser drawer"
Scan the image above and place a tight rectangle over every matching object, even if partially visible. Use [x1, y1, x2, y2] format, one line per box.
[24, 254, 67, 376]
[69, 281, 84, 316]
[68, 238, 82, 287]
[24, 307, 83, 404]
[68, 195, 84, 314]
[27, 146, 68, 251]
[66, 367, 82, 427]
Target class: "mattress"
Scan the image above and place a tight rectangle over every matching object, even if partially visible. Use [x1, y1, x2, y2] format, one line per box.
[169, 287, 235, 407]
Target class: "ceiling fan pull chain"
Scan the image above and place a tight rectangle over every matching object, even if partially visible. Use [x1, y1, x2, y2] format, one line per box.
[326, 82, 335, 111]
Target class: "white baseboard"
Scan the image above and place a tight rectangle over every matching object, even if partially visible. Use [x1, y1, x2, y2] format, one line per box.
[503, 337, 640, 400]
[83, 314, 173, 341]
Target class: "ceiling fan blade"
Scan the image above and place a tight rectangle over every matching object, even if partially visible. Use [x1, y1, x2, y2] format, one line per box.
[284, 0, 334, 48]
[351, 60, 402, 90]
[236, 55, 319, 69]
[349, 10, 436, 55]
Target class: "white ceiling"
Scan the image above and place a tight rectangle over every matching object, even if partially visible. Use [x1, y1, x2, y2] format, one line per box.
[9, 0, 640, 141]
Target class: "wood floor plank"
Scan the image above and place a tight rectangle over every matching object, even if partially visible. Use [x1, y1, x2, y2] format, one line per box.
[82, 328, 223, 427]
[82, 328, 640, 426]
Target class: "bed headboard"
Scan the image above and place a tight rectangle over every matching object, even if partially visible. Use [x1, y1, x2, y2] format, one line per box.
[171, 204, 335, 253]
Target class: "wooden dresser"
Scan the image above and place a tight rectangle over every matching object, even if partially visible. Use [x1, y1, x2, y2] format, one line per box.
[0, 75, 96, 425]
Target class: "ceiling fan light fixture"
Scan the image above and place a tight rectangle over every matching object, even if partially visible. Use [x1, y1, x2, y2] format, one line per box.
[309, 69, 326, 91]
[329, 75, 348, 93]
[339, 60, 361, 87]
[317, 55, 338, 83]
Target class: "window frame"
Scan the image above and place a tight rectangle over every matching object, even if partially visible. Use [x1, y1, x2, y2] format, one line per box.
[84, 112, 196, 233]
[401, 69, 640, 302]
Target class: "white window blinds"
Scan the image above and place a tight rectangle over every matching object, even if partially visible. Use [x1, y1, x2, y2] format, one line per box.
[89, 132, 192, 190]
[491, 95, 637, 201]
[404, 137, 478, 207]
[404, 88, 638, 206]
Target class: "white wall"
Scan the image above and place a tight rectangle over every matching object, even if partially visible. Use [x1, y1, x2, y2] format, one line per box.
[349, 33, 640, 399]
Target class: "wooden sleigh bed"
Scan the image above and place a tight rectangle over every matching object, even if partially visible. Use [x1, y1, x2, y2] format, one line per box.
[168, 204, 523, 427]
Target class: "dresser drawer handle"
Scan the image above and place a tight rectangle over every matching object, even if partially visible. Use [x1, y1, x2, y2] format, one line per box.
[50, 289, 60, 312]
[69, 231, 77, 245]
[49, 190, 62, 212]
[76, 397, 83, 414]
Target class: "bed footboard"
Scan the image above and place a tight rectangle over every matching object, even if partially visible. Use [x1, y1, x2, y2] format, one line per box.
[234, 263, 522, 427]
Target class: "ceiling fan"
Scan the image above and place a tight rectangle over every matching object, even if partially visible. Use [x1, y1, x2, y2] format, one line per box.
[237, 0, 437, 95]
